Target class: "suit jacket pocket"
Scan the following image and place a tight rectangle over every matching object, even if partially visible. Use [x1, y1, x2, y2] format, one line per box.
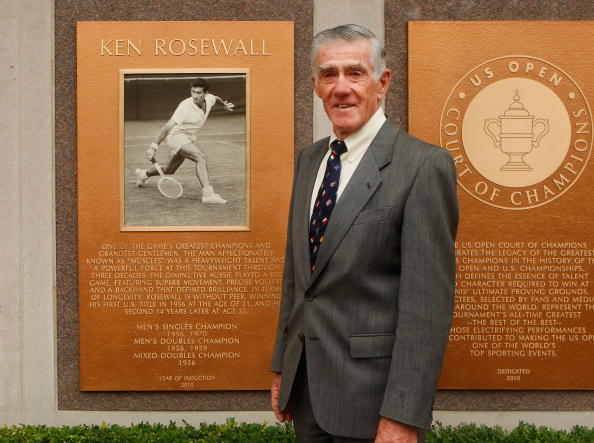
[353, 206, 392, 225]
[349, 333, 395, 358]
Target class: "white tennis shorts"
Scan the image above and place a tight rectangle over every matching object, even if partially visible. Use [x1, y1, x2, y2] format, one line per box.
[166, 133, 197, 155]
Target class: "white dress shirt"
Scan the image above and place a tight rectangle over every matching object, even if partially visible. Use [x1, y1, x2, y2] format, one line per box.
[309, 108, 386, 217]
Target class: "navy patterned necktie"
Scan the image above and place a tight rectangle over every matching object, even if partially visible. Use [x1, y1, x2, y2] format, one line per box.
[309, 140, 348, 271]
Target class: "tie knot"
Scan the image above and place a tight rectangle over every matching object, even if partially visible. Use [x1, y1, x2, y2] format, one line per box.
[331, 140, 348, 156]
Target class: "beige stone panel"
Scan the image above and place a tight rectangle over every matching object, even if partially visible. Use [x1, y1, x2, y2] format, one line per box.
[19, 0, 55, 424]
[0, 0, 54, 425]
[0, 8, 23, 423]
[0, 0, 19, 16]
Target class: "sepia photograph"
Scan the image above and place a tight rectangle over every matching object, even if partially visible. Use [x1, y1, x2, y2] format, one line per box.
[120, 69, 249, 231]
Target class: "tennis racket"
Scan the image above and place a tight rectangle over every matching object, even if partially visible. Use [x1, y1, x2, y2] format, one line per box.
[150, 159, 183, 199]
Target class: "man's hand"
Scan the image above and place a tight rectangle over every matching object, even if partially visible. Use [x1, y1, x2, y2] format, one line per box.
[223, 101, 235, 111]
[146, 143, 158, 161]
[271, 373, 292, 422]
[375, 417, 417, 443]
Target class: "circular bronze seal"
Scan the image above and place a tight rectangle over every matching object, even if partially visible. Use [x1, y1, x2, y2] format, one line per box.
[441, 56, 592, 210]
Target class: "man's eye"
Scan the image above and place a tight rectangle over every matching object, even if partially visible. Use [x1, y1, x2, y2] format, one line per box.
[350, 71, 363, 77]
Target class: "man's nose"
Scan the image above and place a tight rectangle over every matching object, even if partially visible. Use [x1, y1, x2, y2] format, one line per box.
[333, 74, 350, 95]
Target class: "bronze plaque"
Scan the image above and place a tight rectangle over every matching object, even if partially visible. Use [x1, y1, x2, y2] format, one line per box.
[77, 21, 294, 390]
[409, 21, 594, 389]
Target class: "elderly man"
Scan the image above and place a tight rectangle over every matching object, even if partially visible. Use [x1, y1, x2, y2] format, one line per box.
[270, 24, 458, 442]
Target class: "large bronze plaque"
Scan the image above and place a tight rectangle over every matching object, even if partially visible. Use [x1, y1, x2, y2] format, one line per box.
[409, 21, 594, 389]
[77, 21, 294, 390]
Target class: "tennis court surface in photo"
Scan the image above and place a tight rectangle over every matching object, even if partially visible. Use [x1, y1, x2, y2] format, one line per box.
[124, 113, 247, 229]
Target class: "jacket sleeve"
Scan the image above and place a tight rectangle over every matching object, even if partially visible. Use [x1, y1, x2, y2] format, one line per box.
[270, 148, 302, 372]
[379, 147, 458, 430]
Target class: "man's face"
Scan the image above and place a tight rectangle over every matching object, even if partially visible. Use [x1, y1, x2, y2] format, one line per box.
[312, 40, 391, 139]
[191, 86, 206, 107]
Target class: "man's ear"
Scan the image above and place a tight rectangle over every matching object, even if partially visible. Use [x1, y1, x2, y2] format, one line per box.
[311, 75, 322, 98]
[378, 69, 391, 100]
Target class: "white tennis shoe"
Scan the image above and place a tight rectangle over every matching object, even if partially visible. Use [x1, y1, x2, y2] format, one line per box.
[202, 193, 227, 204]
[135, 169, 149, 187]
[202, 186, 227, 204]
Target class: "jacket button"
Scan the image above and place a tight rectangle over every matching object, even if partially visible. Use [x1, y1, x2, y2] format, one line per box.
[298, 333, 304, 341]
[305, 292, 315, 301]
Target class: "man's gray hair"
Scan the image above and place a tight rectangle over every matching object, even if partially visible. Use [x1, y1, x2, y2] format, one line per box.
[311, 24, 386, 81]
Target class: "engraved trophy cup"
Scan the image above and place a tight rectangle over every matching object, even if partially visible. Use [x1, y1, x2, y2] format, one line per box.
[484, 90, 549, 171]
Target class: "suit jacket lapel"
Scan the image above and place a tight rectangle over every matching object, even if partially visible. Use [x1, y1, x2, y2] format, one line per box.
[295, 138, 329, 286]
[308, 120, 399, 286]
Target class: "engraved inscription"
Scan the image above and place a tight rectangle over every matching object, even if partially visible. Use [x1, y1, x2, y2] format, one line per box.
[451, 240, 593, 385]
[81, 240, 285, 388]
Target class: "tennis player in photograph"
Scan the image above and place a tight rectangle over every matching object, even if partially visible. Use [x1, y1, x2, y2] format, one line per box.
[135, 78, 235, 204]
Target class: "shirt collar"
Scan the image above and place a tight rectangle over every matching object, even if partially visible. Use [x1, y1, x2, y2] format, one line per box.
[329, 107, 386, 163]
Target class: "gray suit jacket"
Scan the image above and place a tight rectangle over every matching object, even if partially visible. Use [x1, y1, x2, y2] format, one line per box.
[271, 120, 458, 438]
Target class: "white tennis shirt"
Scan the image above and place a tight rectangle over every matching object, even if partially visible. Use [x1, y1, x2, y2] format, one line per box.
[169, 93, 216, 138]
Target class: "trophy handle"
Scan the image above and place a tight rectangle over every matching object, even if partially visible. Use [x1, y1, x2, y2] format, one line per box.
[484, 118, 501, 149]
[532, 118, 550, 149]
